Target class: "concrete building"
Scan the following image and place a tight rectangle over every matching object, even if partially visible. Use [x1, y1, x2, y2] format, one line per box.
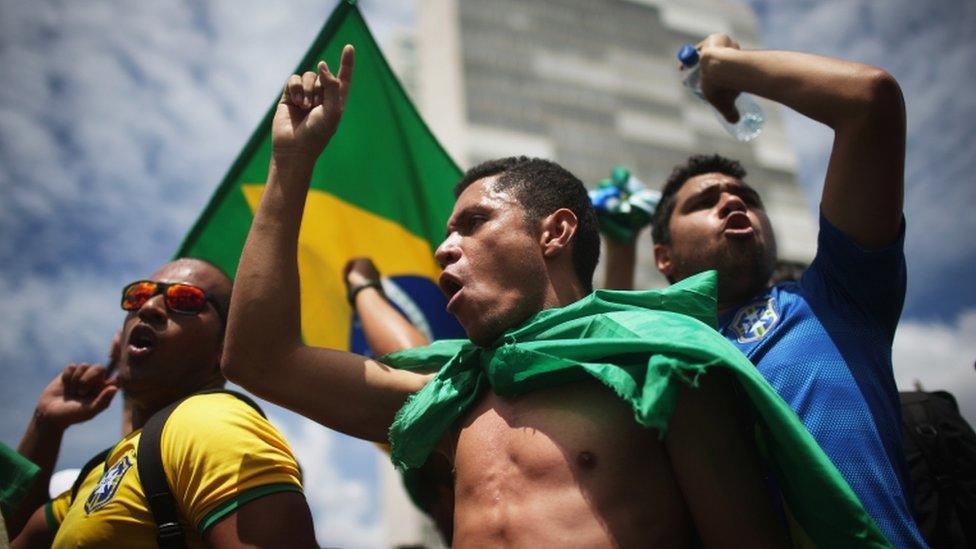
[407, 0, 815, 287]
[380, 0, 816, 545]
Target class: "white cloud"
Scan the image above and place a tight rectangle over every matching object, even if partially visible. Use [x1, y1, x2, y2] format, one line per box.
[746, 0, 976, 321]
[269, 412, 383, 548]
[0, 0, 414, 540]
[0, 0, 339, 282]
[0, 268, 128, 448]
[893, 309, 976, 427]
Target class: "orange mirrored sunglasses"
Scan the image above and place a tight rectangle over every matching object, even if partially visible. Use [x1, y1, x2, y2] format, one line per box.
[120, 280, 222, 319]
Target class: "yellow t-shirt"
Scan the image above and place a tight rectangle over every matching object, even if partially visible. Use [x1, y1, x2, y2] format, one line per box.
[46, 393, 303, 547]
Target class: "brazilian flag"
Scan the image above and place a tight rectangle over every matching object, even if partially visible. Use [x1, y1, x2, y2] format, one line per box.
[177, 0, 464, 352]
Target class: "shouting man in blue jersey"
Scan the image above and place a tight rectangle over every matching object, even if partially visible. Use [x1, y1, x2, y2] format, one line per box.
[605, 33, 923, 547]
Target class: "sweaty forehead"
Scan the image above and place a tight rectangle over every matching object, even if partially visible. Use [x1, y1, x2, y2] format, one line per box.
[452, 176, 518, 216]
[679, 172, 750, 198]
[150, 259, 227, 293]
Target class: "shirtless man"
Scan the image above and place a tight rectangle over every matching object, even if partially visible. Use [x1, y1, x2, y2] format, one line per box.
[222, 46, 796, 547]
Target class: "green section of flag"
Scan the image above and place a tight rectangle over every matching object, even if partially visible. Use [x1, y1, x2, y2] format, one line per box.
[176, 0, 461, 276]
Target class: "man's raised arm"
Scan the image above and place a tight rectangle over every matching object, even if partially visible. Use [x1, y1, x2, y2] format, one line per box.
[344, 257, 430, 356]
[221, 46, 430, 442]
[696, 34, 906, 248]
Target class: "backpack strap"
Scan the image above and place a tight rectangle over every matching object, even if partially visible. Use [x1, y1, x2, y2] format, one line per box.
[901, 393, 949, 485]
[138, 398, 188, 548]
[69, 446, 112, 504]
[137, 388, 264, 548]
[194, 388, 265, 418]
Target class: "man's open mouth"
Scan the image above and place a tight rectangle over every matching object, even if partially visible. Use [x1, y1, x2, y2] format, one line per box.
[127, 325, 157, 356]
[723, 212, 754, 236]
[439, 273, 463, 299]
[439, 272, 464, 312]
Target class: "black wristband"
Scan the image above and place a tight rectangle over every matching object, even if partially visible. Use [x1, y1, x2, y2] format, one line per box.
[347, 280, 384, 306]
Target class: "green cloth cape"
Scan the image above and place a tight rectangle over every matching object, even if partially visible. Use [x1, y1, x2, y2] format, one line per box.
[382, 271, 890, 548]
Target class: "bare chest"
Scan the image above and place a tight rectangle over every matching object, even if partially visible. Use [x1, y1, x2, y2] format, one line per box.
[454, 381, 647, 478]
[449, 381, 687, 546]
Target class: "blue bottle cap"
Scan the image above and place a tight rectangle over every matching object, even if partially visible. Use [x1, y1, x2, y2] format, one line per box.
[677, 44, 699, 67]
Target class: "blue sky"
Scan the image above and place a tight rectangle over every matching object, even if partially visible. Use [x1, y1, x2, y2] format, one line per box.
[1, 0, 973, 546]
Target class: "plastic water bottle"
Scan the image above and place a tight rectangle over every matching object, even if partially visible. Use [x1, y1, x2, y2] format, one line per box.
[678, 44, 764, 141]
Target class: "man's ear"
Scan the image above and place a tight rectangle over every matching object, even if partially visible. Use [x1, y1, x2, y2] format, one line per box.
[654, 243, 674, 279]
[540, 208, 578, 259]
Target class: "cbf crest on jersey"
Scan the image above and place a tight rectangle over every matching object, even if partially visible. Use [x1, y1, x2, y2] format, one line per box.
[84, 455, 132, 514]
[730, 296, 779, 343]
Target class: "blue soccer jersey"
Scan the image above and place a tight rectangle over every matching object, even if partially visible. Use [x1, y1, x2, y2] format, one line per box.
[719, 214, 926, 548]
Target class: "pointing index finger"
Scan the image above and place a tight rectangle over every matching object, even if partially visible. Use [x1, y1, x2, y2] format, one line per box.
[337, 44, 355, 85]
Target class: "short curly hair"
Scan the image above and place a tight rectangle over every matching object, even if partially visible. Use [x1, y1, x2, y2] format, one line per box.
[650, 154, 747, 244]
[455, 157, 600, 293]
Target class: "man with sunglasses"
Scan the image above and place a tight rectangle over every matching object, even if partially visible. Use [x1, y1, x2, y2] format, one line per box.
[12, 258, 317, 548]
